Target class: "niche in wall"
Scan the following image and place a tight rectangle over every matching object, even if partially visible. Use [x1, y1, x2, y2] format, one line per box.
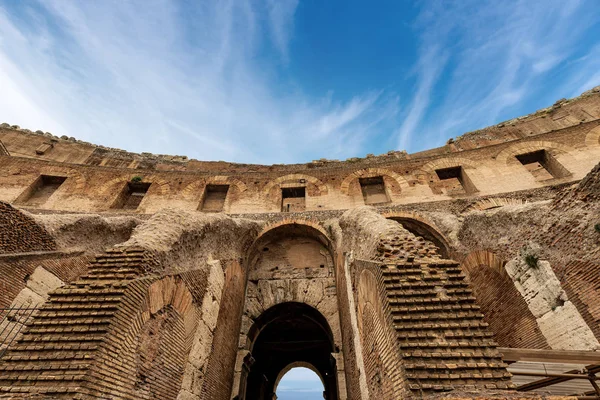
[435, 166, 477, 195]
[359, 176, 389, 205]
[112, 181, 151, 210]
[515, 150, 570, 181]
[200, 184, 229, 212]
[281, 187, 306, 212]
[15, 175, 67, 207]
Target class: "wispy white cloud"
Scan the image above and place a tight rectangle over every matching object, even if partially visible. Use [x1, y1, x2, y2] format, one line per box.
[0, 0, 389, 164]
[395, 45, 448, 150]
[265, 0, 299, 64]
[398, 0, 600, 150]
[1, 1, 598, 163]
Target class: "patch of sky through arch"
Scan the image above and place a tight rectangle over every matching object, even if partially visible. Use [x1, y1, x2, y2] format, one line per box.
[276, 367, 324, 400]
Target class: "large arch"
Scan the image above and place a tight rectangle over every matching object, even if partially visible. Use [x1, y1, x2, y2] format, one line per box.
[246, 220, 334, 271]
[459, 250, 549, 349]
[382, 211, 451, 259]
[239, 302, 338, 400]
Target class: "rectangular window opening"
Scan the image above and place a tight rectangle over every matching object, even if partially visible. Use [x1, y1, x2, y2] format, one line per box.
[16, 175, 67, 206]
[515, 150, 570, 181]
[359, 176, 390, 205]
[112, 181, 151, 210]
[435, 166, 477, 195]
[281, 187, 306, 212]
[201, 184, 229, 212]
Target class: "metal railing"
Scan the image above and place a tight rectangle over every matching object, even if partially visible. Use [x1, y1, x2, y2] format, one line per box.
[0, 306, 39, 357]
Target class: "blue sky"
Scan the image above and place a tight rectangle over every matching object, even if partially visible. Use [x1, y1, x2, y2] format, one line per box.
[276, 367, 324, 399]
[1, 1, 600, 165]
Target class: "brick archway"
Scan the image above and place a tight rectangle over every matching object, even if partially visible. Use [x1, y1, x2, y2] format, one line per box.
[239, 302, 339, 400]
[340, 167, 409, 196]
[382, 211, 451, 258]
[263, 173, 328, 196]
[494, 140, 575, 165]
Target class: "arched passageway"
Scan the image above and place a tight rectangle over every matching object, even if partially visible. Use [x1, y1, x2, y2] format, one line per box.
[238, 302, 338, 400]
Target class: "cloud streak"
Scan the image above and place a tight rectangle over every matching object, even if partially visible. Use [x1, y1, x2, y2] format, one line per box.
[0, 1, 598, 163]
[0, 0, 390, 164]
[401, 0, 600, 150]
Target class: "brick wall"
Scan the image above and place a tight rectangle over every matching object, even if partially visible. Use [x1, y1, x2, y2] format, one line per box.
[561, 260, 600, 341]
[0, 252, 89, 308]
[354, 260, 407, 399]
[333, 252, 362, 400]
[201, 260, 246, 400]
[461, 254, 549, 349]
[0, 202, 56, 253]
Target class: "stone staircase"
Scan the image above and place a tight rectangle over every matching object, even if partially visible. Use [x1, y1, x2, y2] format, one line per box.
[0, 248, 147, 399]
[382, 259, 515, 394]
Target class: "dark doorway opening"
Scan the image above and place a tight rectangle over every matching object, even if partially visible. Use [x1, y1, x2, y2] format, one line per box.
[238, 302, 338, 400]
[281, 187, 306, 212]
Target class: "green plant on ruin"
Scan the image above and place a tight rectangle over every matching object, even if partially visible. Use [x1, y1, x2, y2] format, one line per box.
[131, 176, 143, 183]
[524, 253, 539, 269]
[595, 223, 600, 233]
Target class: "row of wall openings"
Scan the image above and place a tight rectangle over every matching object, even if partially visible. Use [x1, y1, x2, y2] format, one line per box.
[14, 175, 67, 206]
[515, 150, 570, 181]
[359, 176, 390, 205]
[281, 187, 306, 212]
[435, 166, 478, 195]
[14, 153, 570, 210]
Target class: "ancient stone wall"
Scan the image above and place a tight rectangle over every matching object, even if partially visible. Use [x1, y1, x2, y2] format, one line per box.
[0, 89, 599, 400]
[0, 116, 599, 216]
[0, 202, 56, 253]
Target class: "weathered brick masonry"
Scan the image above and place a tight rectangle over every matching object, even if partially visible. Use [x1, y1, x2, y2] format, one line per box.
[0, 87, 599, 399]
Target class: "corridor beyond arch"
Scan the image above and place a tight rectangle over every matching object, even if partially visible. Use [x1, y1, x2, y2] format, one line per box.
[238, 302, 339, 400]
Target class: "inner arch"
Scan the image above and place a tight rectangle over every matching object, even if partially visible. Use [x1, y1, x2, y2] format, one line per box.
[275, 365, 325, 399]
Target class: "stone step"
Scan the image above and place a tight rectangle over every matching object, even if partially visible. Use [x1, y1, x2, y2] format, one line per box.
[387, 296, 477, 305]
[6, 342, 100, 352]
[390, 303, 481, 314]
[34, 310, 116, 319]
[393, 311, 485, 322]
[0, 385, 83, 394]
[397, 331, 494, 340]
[25, 325, 109, 334]
[386, 288, 473, 297]
[405, 371, 512, 381]
[51, 287, 126, 296]
[48, 295, 123, 303]
[398, 339, 497, 350]
[0, 362, 91, 373]
[0, 373, 86, 383]
[394, 321, 489, 331]
[17, 334, 105, 343]
[404, 361, 509, 371]
[30, 317, 112, 326]
[39, 303, 120, 311]
[407, 381, 515, 392]
[0, 353, 92, 362]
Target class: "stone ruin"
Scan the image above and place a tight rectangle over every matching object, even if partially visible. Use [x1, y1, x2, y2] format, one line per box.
[0, 86, 599, 399]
